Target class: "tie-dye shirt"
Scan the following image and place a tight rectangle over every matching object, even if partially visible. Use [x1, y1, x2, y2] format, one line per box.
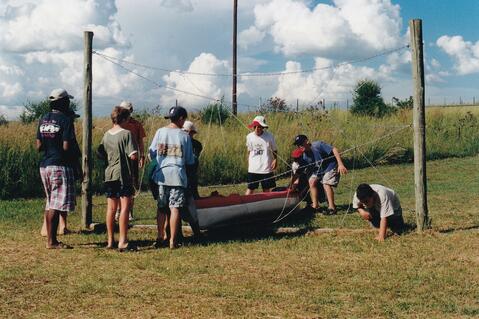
[149, 127, 194, 187]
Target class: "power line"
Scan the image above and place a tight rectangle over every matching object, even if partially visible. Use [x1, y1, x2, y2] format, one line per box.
[92, 45, 409, 78]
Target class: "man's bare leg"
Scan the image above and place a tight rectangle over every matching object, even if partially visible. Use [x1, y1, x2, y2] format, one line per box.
[41, 211, 48, 236]
[156, 208, 167, 244]
[118, 196, 130, 249]
[323, 184, 336, 210]
[245, 188, 254, 195]
[45, 209, 60, 248]
[106, 198, 118, 248]
[169, 207, 181, 249]
[58, 212, 69, 234]
[309, 178, 319, 209]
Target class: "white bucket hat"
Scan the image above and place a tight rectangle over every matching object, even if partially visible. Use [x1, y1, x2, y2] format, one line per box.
[48, 88, 73, 102]
[182, 120, 198, 133]
[119, 100, 133, 112]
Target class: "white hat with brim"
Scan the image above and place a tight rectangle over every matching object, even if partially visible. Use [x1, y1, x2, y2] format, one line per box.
[49, 88, 73, 102]
[248, 115, 268, 128]
[119, 100, 133, 111]
[182, 120, 198, 133]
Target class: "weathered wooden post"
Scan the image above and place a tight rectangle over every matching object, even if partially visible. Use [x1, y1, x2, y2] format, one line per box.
[409, 19, 429, 232]
[232, 0, 238, 115]
[82, 31, 93, 229]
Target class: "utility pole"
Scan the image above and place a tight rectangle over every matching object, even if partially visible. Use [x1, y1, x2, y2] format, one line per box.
[410, 19, 429, 232]
[82, 31, 94, 229]
[232, 0, 238, 115]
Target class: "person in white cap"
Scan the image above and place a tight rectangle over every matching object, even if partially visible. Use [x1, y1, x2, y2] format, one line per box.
[36, 89, 79, 249]
[116, 100, 146, 221]
[182, 120, 202, 199]
[245, 115, 278, 195]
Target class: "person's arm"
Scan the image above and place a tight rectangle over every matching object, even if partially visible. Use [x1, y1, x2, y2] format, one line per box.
[332, 146, 347, 175]
[271, 150, 278, 170]
[376, 217, 387, 241]
[138, 138, 145, 168]
[357, 207, 372, 221]
[36, 139, 42, 152]
[63, 141, 69, 151]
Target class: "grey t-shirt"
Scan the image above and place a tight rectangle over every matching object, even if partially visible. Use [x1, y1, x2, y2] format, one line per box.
[100, 128, 138, 186]
[352, 184, 402, 218]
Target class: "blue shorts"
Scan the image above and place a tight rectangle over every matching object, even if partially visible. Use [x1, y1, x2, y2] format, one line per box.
[157, 185, 186, 209]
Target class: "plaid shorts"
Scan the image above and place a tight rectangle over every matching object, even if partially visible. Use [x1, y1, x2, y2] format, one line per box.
[40, 166, 76, 212]
[157, 185, 186, 209]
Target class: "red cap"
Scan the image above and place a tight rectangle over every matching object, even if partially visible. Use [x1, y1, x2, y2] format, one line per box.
[248, 121, 262, 128]
[291, 148, 304, 159]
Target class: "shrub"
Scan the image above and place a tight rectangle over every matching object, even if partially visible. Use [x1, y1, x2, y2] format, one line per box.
[200, 99, 230, 125]
[350, 79, 393, 117]
[393, 96, 413, 110]
[0, 114, 8, 126]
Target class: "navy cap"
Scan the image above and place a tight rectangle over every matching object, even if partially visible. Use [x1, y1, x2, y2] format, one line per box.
[164, 106, 188, 120]
[293, 134, 308, 146]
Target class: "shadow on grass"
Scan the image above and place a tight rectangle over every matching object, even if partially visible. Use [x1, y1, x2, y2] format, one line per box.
[438, 224, 479, 234]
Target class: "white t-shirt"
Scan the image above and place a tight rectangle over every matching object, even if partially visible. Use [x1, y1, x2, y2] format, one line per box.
[352, 184, 401, 218]
[246, 131, 277, 174]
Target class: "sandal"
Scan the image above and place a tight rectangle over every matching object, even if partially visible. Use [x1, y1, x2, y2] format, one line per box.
[326, 208, 337, 215]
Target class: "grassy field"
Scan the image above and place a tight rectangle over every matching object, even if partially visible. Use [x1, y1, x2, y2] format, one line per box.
[1, 106, 478, 198]
[0, 156, 478, 318]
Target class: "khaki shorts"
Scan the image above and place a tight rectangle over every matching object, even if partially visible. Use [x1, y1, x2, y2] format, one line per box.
[309, 168, 340, 187]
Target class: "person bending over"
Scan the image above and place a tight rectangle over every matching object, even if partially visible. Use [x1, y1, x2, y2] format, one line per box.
[352, 183, 405, 241]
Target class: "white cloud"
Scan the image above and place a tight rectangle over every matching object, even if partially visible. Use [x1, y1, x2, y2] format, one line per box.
[244, 0, 403, 58]
[239, 26, 265, 50]
[0, 0, 128, 53]
[0, 105, 24, 120]
[436, 35, 479, 75]
[160, 53, 231, 108]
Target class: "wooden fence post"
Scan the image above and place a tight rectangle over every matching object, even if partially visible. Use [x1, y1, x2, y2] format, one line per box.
[409, 19, 429, 232]
[82, 31, 93, 229]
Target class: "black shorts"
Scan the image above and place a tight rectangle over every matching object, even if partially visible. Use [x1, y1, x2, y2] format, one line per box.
[104, 181, 134, 198]
[247, 172, 276, 191]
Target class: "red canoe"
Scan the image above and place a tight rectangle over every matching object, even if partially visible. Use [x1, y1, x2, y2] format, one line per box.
[191, 189, 301, 230]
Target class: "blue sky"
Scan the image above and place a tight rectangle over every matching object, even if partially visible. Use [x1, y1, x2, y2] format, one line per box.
[0, 0, 478, 118]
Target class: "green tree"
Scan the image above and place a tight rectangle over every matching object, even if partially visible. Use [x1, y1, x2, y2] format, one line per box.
[259, 97, 290, 113]
[351, 79, 391, 117]
[20, 99, 78, 124]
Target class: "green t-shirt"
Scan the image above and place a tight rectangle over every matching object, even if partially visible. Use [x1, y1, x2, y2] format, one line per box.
[100, 128, 138, 186]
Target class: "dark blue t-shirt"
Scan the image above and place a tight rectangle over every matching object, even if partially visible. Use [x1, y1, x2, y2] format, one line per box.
[301, 141, 337, 176]
[36, 111, 75, 168]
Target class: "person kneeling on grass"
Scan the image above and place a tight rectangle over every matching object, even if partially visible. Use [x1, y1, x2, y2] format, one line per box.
[352, 183, 405, 241]
[97, 107, 138, 251]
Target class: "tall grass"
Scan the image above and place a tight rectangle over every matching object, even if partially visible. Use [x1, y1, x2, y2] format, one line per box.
[0, 106, 478, 199]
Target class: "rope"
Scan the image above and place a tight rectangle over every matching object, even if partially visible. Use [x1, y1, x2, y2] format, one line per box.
[92, 45, 408, 78]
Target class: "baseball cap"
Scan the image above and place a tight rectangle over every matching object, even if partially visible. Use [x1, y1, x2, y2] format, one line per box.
[247, 115, 268, 128]
[291, 148, 304, 159]
[182, 120, 198, 133]
[164, 106, 188, 120]
[293, 134, 308, 146]
[48, 88, 73, 102]
[119, 100, 133, 112]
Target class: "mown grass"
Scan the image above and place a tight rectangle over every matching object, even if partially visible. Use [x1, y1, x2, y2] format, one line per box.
[0, 156, 478, 318]
[0, 106, 478, 199]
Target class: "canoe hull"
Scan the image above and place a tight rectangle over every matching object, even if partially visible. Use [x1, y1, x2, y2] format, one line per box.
[192, 190, 300, 230]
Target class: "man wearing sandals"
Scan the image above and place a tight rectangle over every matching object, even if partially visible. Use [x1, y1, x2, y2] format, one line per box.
[292, 134, 348, 214]
[36, 89, 77, 249]
[149, 106, 195, 249]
